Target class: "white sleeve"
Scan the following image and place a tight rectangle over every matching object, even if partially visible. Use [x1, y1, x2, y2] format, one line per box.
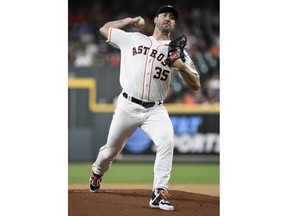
[106, 27, 129, 49]
[183, 50, 199, 76]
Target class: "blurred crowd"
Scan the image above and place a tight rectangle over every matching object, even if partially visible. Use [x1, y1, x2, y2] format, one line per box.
[68, 0, 219, 104]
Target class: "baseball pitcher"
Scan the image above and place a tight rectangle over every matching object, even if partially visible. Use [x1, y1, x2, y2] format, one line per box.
[89, 5, 200, 211]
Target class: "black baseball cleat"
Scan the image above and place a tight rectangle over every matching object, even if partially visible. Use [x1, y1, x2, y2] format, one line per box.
[149, 188, 174, 211]
[89, 172, 102, 192]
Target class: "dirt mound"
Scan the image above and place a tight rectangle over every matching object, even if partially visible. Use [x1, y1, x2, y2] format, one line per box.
[69, 189, 219, 216]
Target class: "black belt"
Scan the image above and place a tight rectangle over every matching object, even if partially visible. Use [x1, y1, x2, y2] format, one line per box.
[122, 92, 162, 108]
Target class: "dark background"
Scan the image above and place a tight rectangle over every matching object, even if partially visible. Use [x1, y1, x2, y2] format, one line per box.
[68, 0, 220, 104]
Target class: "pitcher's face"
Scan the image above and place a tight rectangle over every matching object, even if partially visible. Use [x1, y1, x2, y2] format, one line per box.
[154, 12, 176, 34]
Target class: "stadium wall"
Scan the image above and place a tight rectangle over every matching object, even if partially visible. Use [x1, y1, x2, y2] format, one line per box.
[68, 66, 219, 162]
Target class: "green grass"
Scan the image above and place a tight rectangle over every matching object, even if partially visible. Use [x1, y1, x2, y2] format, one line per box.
[69, 162, 219, 184]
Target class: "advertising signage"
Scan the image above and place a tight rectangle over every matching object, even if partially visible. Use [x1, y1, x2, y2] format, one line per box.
[123, 114, 219, 155]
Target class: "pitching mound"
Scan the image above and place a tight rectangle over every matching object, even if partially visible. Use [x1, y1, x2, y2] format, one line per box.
[69, 189, 219, 216]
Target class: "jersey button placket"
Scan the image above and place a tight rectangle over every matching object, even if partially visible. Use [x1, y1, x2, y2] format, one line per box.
[144, 72, 150, 99]
[144, 57, 153, 100]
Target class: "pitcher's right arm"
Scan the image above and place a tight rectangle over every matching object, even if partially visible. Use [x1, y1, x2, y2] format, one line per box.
[99, 17, 143, 39]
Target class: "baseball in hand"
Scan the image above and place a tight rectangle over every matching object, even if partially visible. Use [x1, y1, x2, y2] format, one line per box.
[136, 18, 145, 27]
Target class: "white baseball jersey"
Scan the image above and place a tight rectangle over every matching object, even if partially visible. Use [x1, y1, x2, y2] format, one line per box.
[107, 27, 198, 102]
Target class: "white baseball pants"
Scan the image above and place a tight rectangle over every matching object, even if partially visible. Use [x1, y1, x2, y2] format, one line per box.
[92, 92, 174, 190]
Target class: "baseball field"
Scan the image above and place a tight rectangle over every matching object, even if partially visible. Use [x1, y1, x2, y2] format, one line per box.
[68, 162, 219, 215]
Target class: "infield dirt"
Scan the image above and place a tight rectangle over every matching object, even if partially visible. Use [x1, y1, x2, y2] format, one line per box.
[69, 188, 219, 216]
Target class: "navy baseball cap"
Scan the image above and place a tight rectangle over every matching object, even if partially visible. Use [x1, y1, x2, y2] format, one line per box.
[156, 5, 179, 20]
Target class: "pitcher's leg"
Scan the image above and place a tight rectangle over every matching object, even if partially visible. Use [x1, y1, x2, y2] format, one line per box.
[92, 106, 140, 176]
[141, 106, 174, 190]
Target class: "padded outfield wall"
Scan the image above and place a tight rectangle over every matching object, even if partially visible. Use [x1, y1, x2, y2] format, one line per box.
[68, 66, 219, 162]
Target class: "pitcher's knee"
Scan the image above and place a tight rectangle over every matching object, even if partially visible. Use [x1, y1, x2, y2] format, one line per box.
[157, 137, 174, 150]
